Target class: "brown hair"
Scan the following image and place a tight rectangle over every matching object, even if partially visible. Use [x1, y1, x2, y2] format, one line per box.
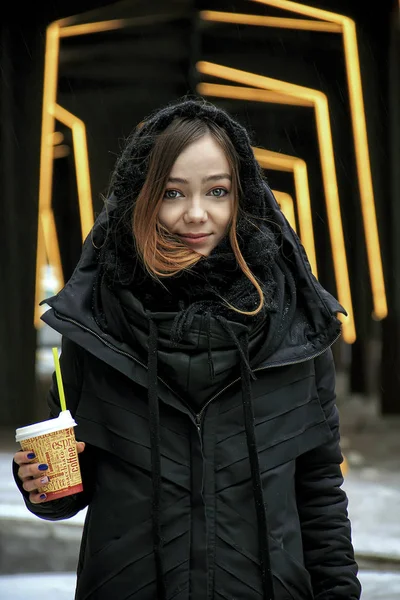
[132, 117, 264, 316]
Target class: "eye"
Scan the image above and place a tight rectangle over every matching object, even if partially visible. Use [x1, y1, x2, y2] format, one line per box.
[208, 187, 228, 198]
[163, 189, 183, 200]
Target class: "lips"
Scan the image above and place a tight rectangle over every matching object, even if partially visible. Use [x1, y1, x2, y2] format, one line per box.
[179, 233, 211, 239]
[177, 233, 212, 246]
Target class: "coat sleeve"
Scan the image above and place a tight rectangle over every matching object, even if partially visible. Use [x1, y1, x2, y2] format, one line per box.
[295, 347, 362, 599]
[13, 335, 96, 521]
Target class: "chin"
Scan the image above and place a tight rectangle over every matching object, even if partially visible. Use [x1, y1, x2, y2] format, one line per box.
[193, 247, 211, 257]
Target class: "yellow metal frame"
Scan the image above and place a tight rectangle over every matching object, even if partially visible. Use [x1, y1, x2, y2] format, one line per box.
[198, 83, 317, 275]
[272, 190, 297, 233]
[200, 0, 387, 334]
[35, 15, 177, 327]
[201, 10, 341, 33]
[35, 18, 132, 327]
[35, 21, 95, 326]
[197, 61, 355, 342]
[253, 147, 315, 274]
[253, 0, 387, 320]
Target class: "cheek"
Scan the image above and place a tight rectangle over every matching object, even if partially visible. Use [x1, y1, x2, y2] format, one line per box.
[157, 204, 177, 228]
[217, 202, 234, 230]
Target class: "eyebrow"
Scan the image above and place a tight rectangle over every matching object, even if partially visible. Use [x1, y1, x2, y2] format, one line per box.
[167, 173, 232, 184]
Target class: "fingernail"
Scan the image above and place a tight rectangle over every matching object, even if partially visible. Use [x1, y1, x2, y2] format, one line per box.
[27, 453, 36, 459]
[39, 476, 49, 485]
[38, 464, 48, 471]
[40, 493, 47, 500]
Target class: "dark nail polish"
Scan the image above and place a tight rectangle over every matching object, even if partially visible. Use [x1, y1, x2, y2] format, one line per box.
[40, 493, 47, 500]
[38, 464, 48, 471]
[27, 453, 36, 459]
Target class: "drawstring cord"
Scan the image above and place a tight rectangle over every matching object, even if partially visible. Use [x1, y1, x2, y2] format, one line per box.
[170, 301, 204, 346]
[207, 312, 215, 379]
[215, 315, 256, 380]
[147, 317, 166, 599]
[239, 331, 275, 600]
[216, 315, 274, 599]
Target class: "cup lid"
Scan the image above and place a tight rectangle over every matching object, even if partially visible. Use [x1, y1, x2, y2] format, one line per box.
[15, 410, 77, 443]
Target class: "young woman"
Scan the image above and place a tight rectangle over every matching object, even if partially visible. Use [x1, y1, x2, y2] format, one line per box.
[13, 99, 361, 599]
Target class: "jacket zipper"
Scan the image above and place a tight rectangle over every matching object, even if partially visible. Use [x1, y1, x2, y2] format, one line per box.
[54, 310, 340, 433]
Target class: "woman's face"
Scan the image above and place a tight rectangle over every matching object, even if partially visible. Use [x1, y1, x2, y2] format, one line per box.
[158, 134, 234, 256]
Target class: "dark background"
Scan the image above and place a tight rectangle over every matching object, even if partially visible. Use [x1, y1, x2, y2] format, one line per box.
[1, 0, 399, 426]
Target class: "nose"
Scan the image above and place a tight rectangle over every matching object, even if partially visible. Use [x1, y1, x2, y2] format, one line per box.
[184, 200, 208, 223]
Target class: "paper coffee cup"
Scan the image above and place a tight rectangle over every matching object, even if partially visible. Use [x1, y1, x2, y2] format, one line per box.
[15, 410, 83, 501]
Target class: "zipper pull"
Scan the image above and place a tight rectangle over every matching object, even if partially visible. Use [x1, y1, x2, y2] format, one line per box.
[195, 414, 201, 432]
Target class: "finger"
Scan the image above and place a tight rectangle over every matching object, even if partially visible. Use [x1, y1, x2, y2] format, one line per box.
[13, 451, 37, 466]
[22, 474, 50, 493]
[29, 490, 49, 504]
[76, 441, 85, 454]
[18, 462, 49, 482]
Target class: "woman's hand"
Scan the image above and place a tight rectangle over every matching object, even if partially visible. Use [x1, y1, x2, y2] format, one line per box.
[13, 442, 85, 504]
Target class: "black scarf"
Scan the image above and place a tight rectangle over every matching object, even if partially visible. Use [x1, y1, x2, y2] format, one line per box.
[112, 218, 278, 329]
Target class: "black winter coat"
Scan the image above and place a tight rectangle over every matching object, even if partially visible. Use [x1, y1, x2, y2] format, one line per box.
[15, 100, 361, 599]
[15, 222, 361, 599]
[25, 336, 359, 600]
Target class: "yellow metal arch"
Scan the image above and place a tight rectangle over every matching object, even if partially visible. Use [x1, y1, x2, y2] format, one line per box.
[198, 82, 317, 275]
[201, 1, 386, 325]
[197, 61, 355, 343]
[272, 191, 297, 233]
[253, 148, 316, 274]
[252, 0, 387, 320]
[35, 15, 177, 327]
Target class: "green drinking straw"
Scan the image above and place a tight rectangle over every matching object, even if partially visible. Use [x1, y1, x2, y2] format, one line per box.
[52, 347, 67, 412]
